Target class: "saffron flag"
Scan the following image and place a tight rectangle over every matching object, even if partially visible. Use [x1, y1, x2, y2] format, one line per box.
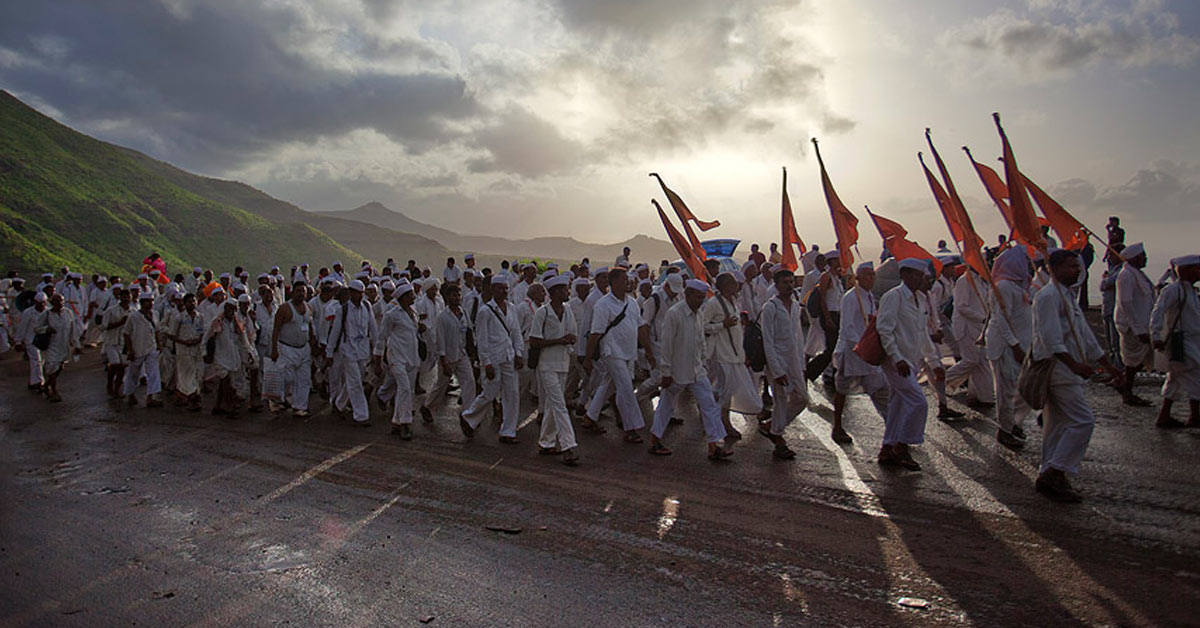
[992, 113, 1047, 253]
[780, 167, 807, 272]
[925, 131, 991, 281]
[919, 153, 990, 281]
[650, 173, 718, 263]
[653, 200, 709, 280]
[1020, 172, 1089, 251]
[811, 139, 858, 270]
[866, 207, 942, 275]
[963, 148, 1015, 231]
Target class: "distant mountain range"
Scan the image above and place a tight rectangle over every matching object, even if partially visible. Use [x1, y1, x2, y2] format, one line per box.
[314, 202, 681, 265]
[0, 89, 678, 279]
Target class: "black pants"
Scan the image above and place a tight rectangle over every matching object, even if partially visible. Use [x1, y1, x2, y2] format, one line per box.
[805, 312, 840, 382]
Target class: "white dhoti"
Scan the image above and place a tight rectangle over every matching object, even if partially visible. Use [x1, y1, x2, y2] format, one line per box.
[175, 344, 202, 396]
[651, 377, 726, 442]
[1161, 359, 1200, 402]
[159, 345, 176, 392]
[276, 344, 312, 410]
[990, 351, 1031, 432]
[945, 322, 994, 403]
[123, 350, 162, 397]
[587, 357, 644, 431]
[103, 344, 127, 367]
[463, 362, 520, 437]
[537, 369, 576, 450]
[833, 351, 888, 416]
[711, 361, 764, 415]
[766, 350, 808, 436]
[1040, 363, 1095, 475]
[881, 362, 928, 446]
[1118, 326, 1153, 369]
[26, 345, 44, 386]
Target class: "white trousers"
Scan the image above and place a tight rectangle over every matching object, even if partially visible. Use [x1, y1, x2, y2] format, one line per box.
[175, 345, 203, 396]
[463, 361, 520, 437]
[945, 323, 994, 402]
[276, 344, 312, 410]
[990, 352, 1031, 432]
[1041, 364, 1095, 475]
[587, 357, 645, 431]
[652, 376, 726, 443]
[423, 357, 476, 411]
[537, 369, 577, 450]
[881, 363, 928, 446]
[123, 350, 162, 397]
[387, 361, 418, 425]
[335, 356, 369, 421]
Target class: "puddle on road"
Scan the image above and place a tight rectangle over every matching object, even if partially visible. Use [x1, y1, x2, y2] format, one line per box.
[656, 496, 679, 540]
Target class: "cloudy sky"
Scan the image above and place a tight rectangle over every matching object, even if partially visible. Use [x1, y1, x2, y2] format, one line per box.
[2, 0, 1198, 266]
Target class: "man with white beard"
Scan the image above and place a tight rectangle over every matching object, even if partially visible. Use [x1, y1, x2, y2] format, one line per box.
[986, 248, 1035, 449]
[1150, 255, 1200, 429]
[375, 280, 422, 440]
[944, 266, 995, 409]
[759, 268, 808, 460]
[650, 279, 733, 460]
[529, 274, 580, 464]
[327, 280, 377, 426]
[831, 262, 888, 445]
[702, 272, 762, 441]
[1114, 243, 1156, 406]
[876, 259, 937, 471]
[1032, 249, 1123, 502]
[270, 282, 316, 418]
[459, 274, 525, 443]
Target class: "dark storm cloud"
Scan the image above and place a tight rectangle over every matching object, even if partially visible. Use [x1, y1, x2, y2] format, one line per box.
[0, 0, 478, 172]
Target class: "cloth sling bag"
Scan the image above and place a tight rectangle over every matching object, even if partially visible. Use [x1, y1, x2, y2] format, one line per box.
[1019, 283, 1083, 410]
[591, 301, 629, 361]
[851, 288, 885, 366]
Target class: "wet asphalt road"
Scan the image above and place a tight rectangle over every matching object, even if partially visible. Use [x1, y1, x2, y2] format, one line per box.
[1, 350, 1197, 627]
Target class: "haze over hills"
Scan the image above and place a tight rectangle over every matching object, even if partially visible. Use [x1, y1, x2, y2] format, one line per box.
[0, 90, 448, 276]
[316, 202, 685, 265]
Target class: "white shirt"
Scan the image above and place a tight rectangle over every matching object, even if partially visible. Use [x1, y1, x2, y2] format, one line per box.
[476, 299, 524, 367]
[951, 272, 989, 337]
[122, 309, 158, 357]
[326, 300, 376, 360]
[760, 295, 805, 377]
[640, 288, 676, 350]
[1115, 264, 1155, 335]
[511, 280, 533, 306]
[659, 300, 707, 384]
[530, 303, 577, 373]
[590, 292, 642, 361]
[702, 293, 745, 364]
[1151, 280, 1200, 366]
[102, 304, 132, 350]
[1032, 281, 1104, 373]
[877, 283, 935, 367]
[375, 304, 421, 369]
[443, 265, 463, 284]
[985, 280, 1034, 360]
[435, 306, 472, 363]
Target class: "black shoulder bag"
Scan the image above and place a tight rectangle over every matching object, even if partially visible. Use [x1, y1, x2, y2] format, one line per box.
[526, 308, 548, 369]
[591, 301, 630, 361]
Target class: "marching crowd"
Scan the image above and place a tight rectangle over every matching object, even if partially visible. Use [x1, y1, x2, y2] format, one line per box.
[1, 238, 1197, 503]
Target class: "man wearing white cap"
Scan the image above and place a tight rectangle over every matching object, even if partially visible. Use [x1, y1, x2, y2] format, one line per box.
[460, 273, 525, 442]
[831, 262, 888, 445]
[944, 265, 995, 409]
[204, 300, 254, 416]
[327, 280, 377, 425]
[101, 287, 132, 398]
[583, 268, 655, 441]
[517, 281, 546, 401]
[464, 253, 477, 272]
[759, 268, 808, 459]
[986, 248, 1036, 448]
[564, 278, 592, 411]
[1150, 254, 1200, 428]
[1114, 242, 1155, 406]
[36, 293, 81, 402]
[875, 259, 937, 470]
[636, 273, 682, 418]
[169, 293, 205, 411]
[235, 294, 262, 409]
[328, 261, 346, 285]
[415, 278, 442, 393]
[422, 282, 477, 420]
[511, 264, 537, 306]
[1032, 250, 1123, 502]
[122, 292, 163, 408]
[530, 274, 580, 464]
[574, 270, 610, 422]
[375, 279, 422, 439]
[804, 250, 844, 383]
[83, 276, 110, 347]
[704, 272, 762, 440]
[59, 272, 86, 340]
[308, 279, 338, 398]
[650, 278, 733, 459]
[17, 292, 48, 392]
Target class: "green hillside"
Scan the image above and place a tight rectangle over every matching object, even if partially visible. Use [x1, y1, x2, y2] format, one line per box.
[0, 90, 446, 279]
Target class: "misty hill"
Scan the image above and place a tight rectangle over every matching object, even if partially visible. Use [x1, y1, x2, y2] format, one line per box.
[317, 202, 683, 265]
[0, 90, 448, 277]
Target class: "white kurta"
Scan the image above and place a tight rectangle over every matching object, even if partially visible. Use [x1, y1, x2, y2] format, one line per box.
[876, 283, 931, 446]
[653, 300, 726, 442]
[760, 296, 808, 435]
[1115, 265, 1155, 368]
[462, 300, 524, 436]
[531, 303, 578, 450]
[986, 279, 1035, 432]
[1150, 280, 1200, 401]
[376, 304, 421, 424]
[945, 273, 994, 402]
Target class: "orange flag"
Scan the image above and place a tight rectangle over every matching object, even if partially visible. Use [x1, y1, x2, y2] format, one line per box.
[780, 167, 807, 272]
[811, 139, 857, 270]
[653, 200, 709, 281]
[992, 113, 1047, 253]
[963, 147, 1015, 232]
[925, 131, 990, 281]
[650, 173, 717, 262]
[919, 153, 990, 281]
[866, 207, 942, 274]
[1020, 172, 1088, 251]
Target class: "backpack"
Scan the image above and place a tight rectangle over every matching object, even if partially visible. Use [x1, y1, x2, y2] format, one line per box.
[743, 313, 766, 373]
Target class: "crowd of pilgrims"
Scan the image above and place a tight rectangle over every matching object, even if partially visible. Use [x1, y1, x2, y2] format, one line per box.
[1, 240, 1197, 502]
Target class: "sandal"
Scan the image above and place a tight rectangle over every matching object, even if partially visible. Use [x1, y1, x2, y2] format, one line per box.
[579, 418, 607, 434]
[623, 431, 644, 444]
[648, 442, 672, 456]
[708, 447, 734, 461]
